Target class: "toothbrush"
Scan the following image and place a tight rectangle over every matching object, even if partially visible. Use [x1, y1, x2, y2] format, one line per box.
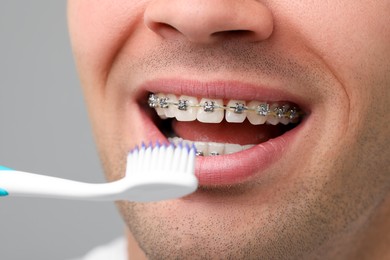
[0, 143, 198, 202]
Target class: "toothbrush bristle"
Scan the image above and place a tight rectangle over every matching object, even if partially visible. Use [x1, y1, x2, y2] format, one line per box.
[127, 142, 196, 155]
[124, 141, 198, 202]
[126, 141, 196, 175]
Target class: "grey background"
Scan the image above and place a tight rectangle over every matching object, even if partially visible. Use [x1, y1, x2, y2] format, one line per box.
[1, 1, 124, 259]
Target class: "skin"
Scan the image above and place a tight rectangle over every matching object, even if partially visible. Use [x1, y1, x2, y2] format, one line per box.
[67, 1, 390, 259]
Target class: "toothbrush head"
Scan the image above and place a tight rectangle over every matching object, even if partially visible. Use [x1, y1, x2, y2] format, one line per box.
[120, 142, 198, 202]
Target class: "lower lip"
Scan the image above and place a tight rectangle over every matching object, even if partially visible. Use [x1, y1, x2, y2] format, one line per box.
[139, 106, 305, 186]
[194, 122, 303, 185]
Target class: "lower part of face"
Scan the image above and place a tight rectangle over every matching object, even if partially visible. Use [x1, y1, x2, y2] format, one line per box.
[68, 0, 390, 259]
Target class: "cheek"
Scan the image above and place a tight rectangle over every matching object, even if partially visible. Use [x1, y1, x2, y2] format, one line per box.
[67, 0, 151, 178]
[276, 1, 390, 84]
[277, 1, 390, 135]
[68, 0, 148, 81]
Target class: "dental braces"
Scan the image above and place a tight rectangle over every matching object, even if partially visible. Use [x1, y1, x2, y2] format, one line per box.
[148, 93, 303, 121]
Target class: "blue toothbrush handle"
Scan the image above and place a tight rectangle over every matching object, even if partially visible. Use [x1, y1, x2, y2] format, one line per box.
[0, 166, 13, 171]
[0, 166, 13, 196]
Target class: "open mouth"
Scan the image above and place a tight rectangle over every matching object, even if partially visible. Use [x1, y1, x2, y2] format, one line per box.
[136, 80, 308, 186]
[147, 93, 304, 156]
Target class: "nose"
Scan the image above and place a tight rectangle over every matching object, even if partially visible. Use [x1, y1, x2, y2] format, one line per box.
[144, 0, 274, 44]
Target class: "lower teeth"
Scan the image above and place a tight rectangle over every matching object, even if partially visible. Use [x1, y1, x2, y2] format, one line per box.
[168, 137, 255, 156]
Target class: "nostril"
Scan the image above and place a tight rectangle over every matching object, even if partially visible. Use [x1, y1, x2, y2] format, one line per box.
[147, 22, 180, 39]
[211, 30, 256, 41]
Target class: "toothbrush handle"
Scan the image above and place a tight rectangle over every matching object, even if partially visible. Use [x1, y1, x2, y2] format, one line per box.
[0, 169, 122, 200]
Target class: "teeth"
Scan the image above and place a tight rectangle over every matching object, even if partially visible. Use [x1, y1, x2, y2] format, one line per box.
[175, 95, 198, 121]
[197, 98, 224, 123]
[278, 104, 291, 125]
[154, 93, 168, 119]
[225, 100, 247, 123]
[165, 94, 178, 118]
[224, 143, 243, 154]
[208, 142, 225, 156]
[148, 93, 303, 125]
[168, 137, 254, 156]
[194, 142, 208, 156]
[266, 104, 280, 125]
[246, 101, 268, 125]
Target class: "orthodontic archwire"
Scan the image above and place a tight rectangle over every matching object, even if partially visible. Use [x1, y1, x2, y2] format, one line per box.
[148, 93, 304, 121]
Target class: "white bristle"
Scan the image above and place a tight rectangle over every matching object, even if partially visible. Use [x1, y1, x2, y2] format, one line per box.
[178, 145, 189, 172]
[187, 145, 196, 173]
[150, 144, 159, 171]
[126, 142, 196, 176]
[156, 144, 166, 171]
[172, 144, 182, 172]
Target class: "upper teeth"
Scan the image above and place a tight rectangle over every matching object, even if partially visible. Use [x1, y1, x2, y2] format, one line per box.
[148, 93, 303, 125]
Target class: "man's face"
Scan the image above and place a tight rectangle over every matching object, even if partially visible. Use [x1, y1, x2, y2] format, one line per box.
[68, 1, 390, 259]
